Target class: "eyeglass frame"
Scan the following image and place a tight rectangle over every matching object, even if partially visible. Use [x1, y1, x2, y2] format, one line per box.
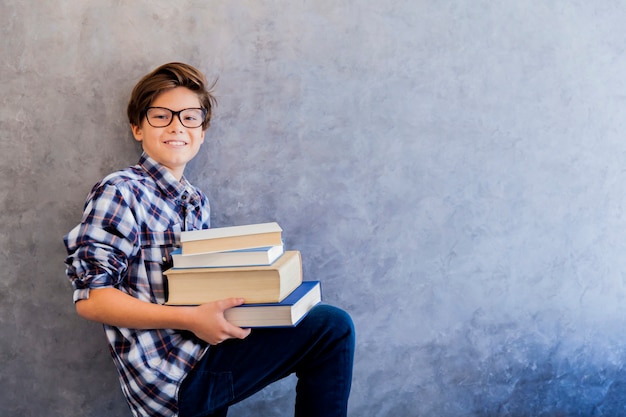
[144, 106, 208, 129]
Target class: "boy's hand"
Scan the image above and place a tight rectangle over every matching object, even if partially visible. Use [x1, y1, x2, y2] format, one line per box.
[74, 287, 250, 345]
[189, 298, 252, 345]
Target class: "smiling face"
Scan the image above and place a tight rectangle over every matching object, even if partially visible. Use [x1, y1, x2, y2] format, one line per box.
[131, 86, 206, 180]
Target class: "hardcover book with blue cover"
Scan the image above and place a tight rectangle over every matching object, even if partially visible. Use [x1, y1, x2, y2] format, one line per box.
[224, 281, 322, 328]
[170, 245, 284, 268]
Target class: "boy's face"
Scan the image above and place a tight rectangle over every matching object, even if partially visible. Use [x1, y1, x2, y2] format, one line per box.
[131, 86, 206, 180]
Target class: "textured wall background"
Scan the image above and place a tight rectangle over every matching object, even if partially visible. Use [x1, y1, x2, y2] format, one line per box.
[3, 1, 626, 416]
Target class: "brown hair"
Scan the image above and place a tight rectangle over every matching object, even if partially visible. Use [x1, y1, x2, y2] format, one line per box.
[127, 62, 217, 130]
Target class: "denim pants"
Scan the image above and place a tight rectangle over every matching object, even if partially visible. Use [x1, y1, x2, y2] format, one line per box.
[178, 304, 355, 417]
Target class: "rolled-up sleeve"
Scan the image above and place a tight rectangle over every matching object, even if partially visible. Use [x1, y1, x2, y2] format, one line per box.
[63, 183, 139, 302]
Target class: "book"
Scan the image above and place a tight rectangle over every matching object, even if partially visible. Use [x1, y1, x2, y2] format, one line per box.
[224, 281, 322, 328]
[163, 250, 302, 305]
[170, 245, 284, 268]
[180, 222, 283, 255]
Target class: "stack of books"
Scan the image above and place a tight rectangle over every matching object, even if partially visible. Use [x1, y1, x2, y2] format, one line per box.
[164, 222, 321, 327]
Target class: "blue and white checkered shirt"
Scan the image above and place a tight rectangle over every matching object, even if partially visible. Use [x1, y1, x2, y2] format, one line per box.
[64, 154, 211, 416]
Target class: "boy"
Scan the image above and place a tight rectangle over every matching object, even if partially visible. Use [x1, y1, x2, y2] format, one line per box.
[64, 62, 355, 417]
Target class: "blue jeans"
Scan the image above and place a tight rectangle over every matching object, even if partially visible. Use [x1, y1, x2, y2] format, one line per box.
[178, 304, 355, 417]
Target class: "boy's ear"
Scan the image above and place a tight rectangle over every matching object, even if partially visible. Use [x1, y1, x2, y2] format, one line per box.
[131, 124, 143, 142]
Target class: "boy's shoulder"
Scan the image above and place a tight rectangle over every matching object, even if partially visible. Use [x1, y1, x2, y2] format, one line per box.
[88, 164, 150, 198]
[98, 164, 146, 187]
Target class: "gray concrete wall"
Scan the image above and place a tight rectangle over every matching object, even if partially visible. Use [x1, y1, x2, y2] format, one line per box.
[3, 1, 626, 416]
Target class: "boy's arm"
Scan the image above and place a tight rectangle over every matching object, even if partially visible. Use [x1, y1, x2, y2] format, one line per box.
[76, 288, 251, 345]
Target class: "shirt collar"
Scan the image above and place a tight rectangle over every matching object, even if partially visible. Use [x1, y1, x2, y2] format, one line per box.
[138, 153, 201, 207]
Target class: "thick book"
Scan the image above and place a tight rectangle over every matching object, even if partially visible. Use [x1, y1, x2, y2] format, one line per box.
[163, 250, 302, 305]
[180, 222, 283, 255]
[224, 281, 322, 328]
[170, 245, 284, 268]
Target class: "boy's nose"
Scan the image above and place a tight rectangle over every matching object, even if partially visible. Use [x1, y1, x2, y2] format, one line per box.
[169, 115, 185, 131]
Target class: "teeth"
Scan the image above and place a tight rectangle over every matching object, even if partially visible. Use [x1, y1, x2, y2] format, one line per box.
[166, 141, 186, 146]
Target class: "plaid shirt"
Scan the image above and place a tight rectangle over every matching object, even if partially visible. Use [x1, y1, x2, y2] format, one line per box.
[64, 154, 211, 416]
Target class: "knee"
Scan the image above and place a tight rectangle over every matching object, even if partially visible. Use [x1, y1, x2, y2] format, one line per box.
[308, 304, 355, 344]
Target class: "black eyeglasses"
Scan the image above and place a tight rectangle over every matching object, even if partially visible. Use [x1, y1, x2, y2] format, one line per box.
[145, 107, 207, 128]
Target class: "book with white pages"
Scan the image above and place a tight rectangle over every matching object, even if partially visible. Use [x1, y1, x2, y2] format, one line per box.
[170, 244, 284, 268]
[224, 281, 322, 328]
[180, 222, 283, 255]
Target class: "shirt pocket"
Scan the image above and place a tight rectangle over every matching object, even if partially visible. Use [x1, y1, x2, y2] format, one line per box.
[138, 224, 181, 304]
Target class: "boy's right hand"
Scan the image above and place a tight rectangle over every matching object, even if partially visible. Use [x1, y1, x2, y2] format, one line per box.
[188, 298, 252, 345]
